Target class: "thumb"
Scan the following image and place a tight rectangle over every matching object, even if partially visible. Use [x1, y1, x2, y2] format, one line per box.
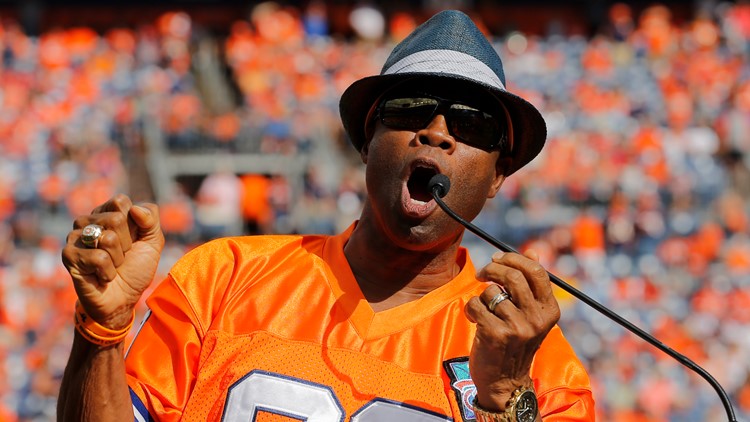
[129, 203, 162, 240]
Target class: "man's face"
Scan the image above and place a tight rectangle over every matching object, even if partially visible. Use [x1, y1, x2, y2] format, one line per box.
[360, 81, 510, 252]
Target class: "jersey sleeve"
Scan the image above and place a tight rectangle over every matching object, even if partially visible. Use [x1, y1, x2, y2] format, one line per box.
[125, 274, 204, 422]
[532, 325, 596, 421]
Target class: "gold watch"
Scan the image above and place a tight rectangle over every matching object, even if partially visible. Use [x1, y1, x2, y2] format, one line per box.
[473, 386, 538, 422]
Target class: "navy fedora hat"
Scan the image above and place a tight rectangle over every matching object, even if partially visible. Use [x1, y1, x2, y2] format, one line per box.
[339, 10, 547, 176]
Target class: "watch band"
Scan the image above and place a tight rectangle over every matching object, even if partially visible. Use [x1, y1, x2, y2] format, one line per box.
[472, 385, 538, 422]
[473, 397, 510, 422]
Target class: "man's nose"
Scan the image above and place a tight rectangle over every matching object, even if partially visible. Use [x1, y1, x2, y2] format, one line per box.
[416, 114, 457, 152]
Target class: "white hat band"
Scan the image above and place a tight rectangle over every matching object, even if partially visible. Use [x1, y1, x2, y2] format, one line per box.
[382, 49, 507, 91]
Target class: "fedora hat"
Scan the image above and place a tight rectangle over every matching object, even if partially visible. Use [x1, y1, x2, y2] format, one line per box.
[339, 10, 547, 176]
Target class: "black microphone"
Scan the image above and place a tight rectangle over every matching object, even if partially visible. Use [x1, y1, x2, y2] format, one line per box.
[430, 174, 451, 198]
[428, 174, 738, 422]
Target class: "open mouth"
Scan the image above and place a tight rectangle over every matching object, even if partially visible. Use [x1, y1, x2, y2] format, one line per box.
[407, 166, 439, 203]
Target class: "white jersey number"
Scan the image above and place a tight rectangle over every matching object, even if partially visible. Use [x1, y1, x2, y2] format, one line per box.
[222, 370, 450, 421]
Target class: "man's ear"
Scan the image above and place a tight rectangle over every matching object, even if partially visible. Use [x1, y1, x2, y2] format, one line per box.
[488, 157, 512, 198]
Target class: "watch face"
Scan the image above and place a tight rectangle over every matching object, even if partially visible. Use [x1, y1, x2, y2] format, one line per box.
[515, 390, 538, 422]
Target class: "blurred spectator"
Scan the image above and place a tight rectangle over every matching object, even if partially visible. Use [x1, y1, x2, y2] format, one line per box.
[349, 4, 386, 41]
[195, 167, 242, 240]
[239, 174, 272, 234]
[159, 183, 197, 244]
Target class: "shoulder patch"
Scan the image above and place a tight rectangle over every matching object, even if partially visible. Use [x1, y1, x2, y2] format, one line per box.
[443, 357, 476, 421]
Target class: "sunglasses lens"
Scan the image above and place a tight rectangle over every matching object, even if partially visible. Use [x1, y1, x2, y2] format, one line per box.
[379, 97, 502, 150]
[448, 105, 500, 149]
[380, 98, 438, 130]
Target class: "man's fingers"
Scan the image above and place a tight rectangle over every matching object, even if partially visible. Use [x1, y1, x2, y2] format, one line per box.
[78, 194, 138, 253]
[96, 229, 126, 268]
[480, 283, 524, 320]
[64, 246, 119, 286]
[523, 248, 539, 262]
[489, 251, 554, 301]
[466, 284, 521, 325]
[481, 265, 535, 310]
[107, 211, 134, 253]
[66, 197, 163, 278]
[75, 196, 164, 255]
[476, 252, 561, 335]
[466, 282, 559, 352]
[465, 296, 503, 326]
[91, 194, 133, 215]
[75, 212, 133, 255]
[87, 249, 120, 283]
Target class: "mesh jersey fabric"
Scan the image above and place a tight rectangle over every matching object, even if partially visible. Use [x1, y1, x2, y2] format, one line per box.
[125, 223, 595, 421]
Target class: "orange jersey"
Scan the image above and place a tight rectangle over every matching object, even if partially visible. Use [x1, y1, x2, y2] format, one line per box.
[126, 225, 595, 421]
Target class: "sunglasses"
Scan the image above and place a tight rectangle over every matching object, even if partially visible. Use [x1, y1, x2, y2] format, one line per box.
[376, 94, 508, 151]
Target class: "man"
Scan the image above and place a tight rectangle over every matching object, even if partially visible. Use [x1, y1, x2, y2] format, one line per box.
[58, 10, 595, 421]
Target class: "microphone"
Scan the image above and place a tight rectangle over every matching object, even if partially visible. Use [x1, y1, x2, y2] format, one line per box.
[430, 174, 450, 198]
[428, 174, 738, 421]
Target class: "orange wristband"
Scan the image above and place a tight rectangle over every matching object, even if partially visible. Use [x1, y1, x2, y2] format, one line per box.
[74, 301, 134, 346]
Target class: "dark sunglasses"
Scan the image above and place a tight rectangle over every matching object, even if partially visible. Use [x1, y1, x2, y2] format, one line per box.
[376, 94, 508, 151]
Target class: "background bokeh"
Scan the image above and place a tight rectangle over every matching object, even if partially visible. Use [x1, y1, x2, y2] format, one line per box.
[0, 1, 749, 420]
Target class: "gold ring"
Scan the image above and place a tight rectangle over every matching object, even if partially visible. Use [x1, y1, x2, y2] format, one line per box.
[81, 224, 104, 248]
[487, 291, 510, 313]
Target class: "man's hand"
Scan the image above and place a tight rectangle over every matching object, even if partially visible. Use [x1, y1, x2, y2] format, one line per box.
[465, 250, 560, 412]
[61, 194, 165, 330]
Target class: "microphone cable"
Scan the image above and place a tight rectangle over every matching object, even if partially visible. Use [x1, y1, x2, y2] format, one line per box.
[428, 174, 737, 421]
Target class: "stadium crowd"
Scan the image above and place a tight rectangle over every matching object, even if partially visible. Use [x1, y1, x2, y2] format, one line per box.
[0, 1, 749, 420]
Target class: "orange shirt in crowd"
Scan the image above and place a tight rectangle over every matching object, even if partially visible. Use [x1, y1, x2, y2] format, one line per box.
[572, 213, 605, 254]
[240, 174, 271, 225]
